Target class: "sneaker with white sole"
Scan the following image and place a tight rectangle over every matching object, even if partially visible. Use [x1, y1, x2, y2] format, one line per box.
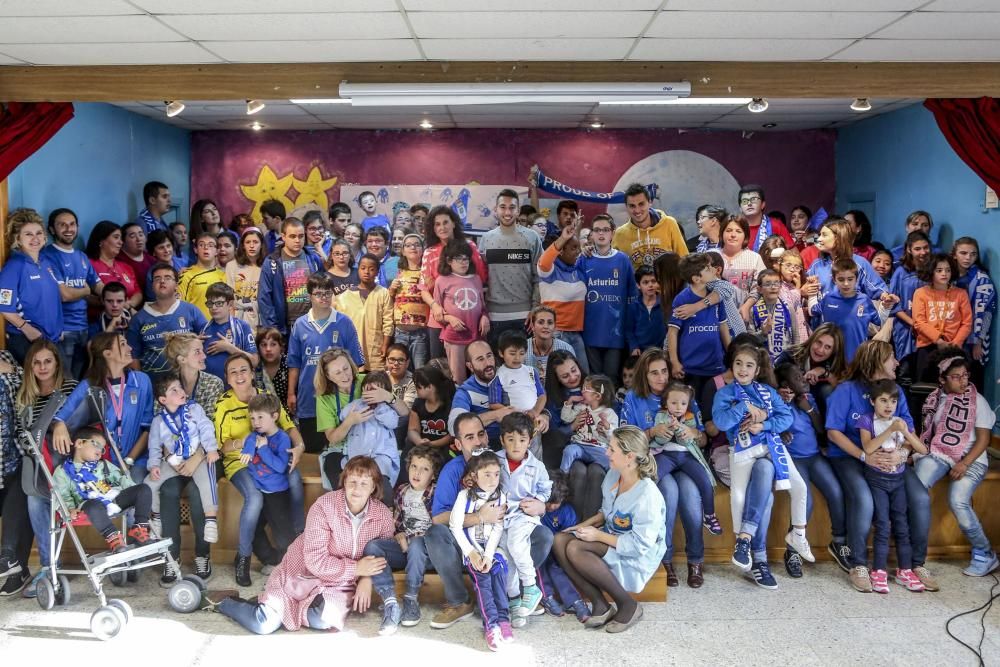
[962, 549, 1000, 577]
[378, 599, 401, 636]
[194, 556, 212, 581]
[894, 568, 925, 592]
[749, 561, 778, 590]
[0, 569, 30, 596]
[784, 531, 815, 563]
[519, 584, 543, 616]
[160, 561, 181, 588]
[732, 537, 752, 571]
[203, 520, 219, 544]
[849, 566, 873, 593]
[0, 553, 23, 579]
[827, 541, 852, 573]
[912, 566, 940, 592]
[400, 596, 421, 626]
[870, 569, 889, 594]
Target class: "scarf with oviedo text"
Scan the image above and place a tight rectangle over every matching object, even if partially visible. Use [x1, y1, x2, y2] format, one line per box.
[920, 384, 978, 466]
[751, 297, 790, 362]
[731, 381, 791, 490]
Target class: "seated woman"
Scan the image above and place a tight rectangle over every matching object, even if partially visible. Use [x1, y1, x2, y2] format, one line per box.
[204, 456, 394, 634]
[552, 426, 665, 633]
[775, 323, 847, 418]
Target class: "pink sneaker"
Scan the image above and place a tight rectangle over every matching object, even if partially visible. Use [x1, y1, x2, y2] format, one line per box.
[485, 626, 501, 652]
[870, 569, 889, 594]
[894, 568, 926, 592]
[498, 621, 514, 643]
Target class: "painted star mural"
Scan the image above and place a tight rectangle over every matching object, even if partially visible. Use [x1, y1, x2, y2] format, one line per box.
[240, 165, 295, 223]
[292, 166, 338, 210]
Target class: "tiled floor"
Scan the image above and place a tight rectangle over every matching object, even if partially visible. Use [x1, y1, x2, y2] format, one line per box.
[1, 561, 997, 665]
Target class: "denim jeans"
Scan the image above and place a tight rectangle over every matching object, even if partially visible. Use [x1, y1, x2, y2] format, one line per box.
[829, 456, 874, 567]
[912, 456, 990, 561]
[584, 346, 623, 386]
[219, 596, 333, 635]
[904, 467, 932, 568]
[657, 470, 705, 564]
[27, 496, 51, 567]
[58, 329, 89, 380]
[425, 521, 552, 606]
[288, 468, 305, 534]
[865, 468, 911, 571]
[656, 451, 715, 516]
[559, 443, 610, 473]
[365, 535, 429, 599]
[555, 331, 590, 374]
[744, 458, 775, 562]
[230, 468, 265, 558]
[159, 474, 209, 560]
[792, 454, 847, 542]
[539, 555, 581, 605]
[393, 328, 429, 371]
[428, 326, 444, 360]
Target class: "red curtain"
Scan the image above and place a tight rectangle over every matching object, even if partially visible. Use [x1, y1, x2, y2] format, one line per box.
[0, 102, 75, 182]
[924, 97, 1000, 193]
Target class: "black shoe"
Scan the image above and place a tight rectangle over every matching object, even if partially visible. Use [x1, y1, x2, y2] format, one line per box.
[234, 555, 252, 588]
[783, 548, 803, 578]
[0, 553, 22, 579]
[194, 556, 212, 582]
[828, 541, 852, 573]
[0, 569, 31, 596]
[127, 568, 141, 583]
[160, 561, 181, 588]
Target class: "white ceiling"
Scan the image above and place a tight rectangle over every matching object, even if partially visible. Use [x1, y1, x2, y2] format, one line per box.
[110, 97, 921, 131]
[0, 0, 997, 65]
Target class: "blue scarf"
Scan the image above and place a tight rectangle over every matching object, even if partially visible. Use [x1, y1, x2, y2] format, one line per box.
[752, 215, 773, 253]
[62, 459, 121, 514]
[161, 403, 193, 459]
[956, 266, 996, 363]
[696, 236, 722, 253]
[731, 382, 791, 490]
[751, 298, 790, 361]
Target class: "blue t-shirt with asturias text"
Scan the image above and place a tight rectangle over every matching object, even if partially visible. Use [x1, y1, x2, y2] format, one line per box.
[669, 285, 726, 376]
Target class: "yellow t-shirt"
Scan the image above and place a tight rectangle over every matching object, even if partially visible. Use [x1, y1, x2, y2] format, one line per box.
[215, 388, 295, 479]
[178, 266, 227, 319]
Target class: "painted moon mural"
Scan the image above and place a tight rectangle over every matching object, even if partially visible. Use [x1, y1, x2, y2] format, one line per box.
[607, 150, 740, 238]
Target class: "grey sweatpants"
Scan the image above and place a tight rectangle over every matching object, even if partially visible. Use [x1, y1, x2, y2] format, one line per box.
[144, 459, 219, 514]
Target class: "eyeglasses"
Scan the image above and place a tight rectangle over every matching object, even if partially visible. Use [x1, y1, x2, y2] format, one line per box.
[591, 227, 613, 234]
[403, 242, 422, 249]
[311, 290, 333, 300]
[760, 281, 781, 288]
[331, 251, 350, 257]
[206, 299, 229, 308]
[739, 196, 762, 205]
[387, 357, 408, 364]
[945, 372, 971, 381]
[79, 438, 106, 452]
[153, 275, 176, 283]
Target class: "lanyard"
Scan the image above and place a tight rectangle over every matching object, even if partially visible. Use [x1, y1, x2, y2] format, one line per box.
[105, 377, 126, 444]
[334, 380, 357, 423]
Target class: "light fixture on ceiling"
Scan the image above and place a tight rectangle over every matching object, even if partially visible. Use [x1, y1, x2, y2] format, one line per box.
[246, 99, 265, 115]
[762, 123, 777, 129]
[164, 100, 185, 117]
[288, 98, 352, 104]
[589, 121, 605, 129]
[250, 121, 263, 131]
[747, 98, 769, 113]
[419, 119, 433, 129]
[850, 97, 872, 112]
[601, 97, 752, 106]
[339, 81, 692, 106]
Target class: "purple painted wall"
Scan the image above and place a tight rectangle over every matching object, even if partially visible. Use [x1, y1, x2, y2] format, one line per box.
[190, 127, 835, 226]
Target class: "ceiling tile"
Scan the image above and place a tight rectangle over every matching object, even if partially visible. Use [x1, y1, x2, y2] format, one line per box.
[206, 39, 422, 62]
[132, 0, 398, 12]
[0, 15, 184, 43]
[0, 0, 140, 15]
[159, 12, 410, 41]
[403, 0, 662, 9]
[421, 38, 633, 60]
[922, 0, 1000, 9]
[665, 0, 925, 9]
[631, 38, 851, 61]
[454, 120, 583, 128]
[176, 103, 312, 118]
[872, 12, 1000, 38]
[0, 42, 221, 66]
[308, 106, 450, 117]
[832, 38, 1000, 60]
[647, 11, 902, 38]
[595, 111, 733, 122]
[409, 11, 649, 38]
[448, 104, 595, 116]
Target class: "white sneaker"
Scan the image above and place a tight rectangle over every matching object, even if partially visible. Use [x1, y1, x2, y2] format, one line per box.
[785, 531, 815, 563]
[510, 614, 527, 628]
[203, 520, 219, 544]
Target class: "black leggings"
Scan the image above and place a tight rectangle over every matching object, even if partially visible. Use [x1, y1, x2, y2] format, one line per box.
[552, 532, 637, 623]
[0, 469, 33, 567]
[160, 475, 209, 559]
[81, 484, 151, 537]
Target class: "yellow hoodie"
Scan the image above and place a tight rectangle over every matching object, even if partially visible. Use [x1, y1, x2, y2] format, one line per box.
[612, 208, 688, 270]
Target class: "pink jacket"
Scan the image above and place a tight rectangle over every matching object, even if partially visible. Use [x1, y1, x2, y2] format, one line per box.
[259, 489, 393, 631]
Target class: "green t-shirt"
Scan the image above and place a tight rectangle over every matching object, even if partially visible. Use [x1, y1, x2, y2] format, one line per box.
[315, 375, 365, 452]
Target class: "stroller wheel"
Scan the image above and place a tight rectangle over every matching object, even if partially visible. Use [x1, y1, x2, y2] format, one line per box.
[182, 574, 207, 592]
[108, 599, 134, 623]
[55, 575, 72, 606]
[91, 605, 126, 640]
[109, 570, 127, 587]
[127, 568, 140, 583]
[168, 580, 202, 614]
[37, 576, 55, 611]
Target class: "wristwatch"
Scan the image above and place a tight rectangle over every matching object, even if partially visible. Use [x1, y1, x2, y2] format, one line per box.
[702, 296, 712, 307]
[124, 456, 135, 466]
[858, 452, 866, 464]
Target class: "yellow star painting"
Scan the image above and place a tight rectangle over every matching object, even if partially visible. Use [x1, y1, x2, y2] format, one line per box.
[292, 166, 338, 210]
[240, 165, 295, 223]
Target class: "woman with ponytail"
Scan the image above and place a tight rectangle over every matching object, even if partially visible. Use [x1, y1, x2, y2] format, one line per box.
[551, 426, 666, 634]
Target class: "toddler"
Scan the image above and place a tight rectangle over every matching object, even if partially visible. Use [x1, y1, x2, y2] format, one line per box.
[53, 427, 156, 552]
[537, 471, 591, 622]
[341, 371, 400, 504]
[652, 382, 720, 535]
[488, 329, 547, 458]
[450, 450, 511, 651]
[616, 354, 639, 404]
[859, 380, 928, 593]
[145, 373, 220, 542]
[559, 374, 619, 472]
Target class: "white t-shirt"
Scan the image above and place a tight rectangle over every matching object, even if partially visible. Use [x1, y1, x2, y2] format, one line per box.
[400, 487, 431, 537]
[492, 364, 544, 411]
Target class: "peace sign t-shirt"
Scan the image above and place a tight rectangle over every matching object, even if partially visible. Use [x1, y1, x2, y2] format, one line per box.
[433, 272, 485, 345]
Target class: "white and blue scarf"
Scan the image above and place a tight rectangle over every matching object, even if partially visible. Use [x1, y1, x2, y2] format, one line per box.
[752, 215, 773, 254]
[731, 382, 791, 490]
[696, 236, 722, 254]
[62, 459, 121, 514]
[750, 298, 791, 361]
[956, 266, 996, 363]
[161, 403, 193, 459]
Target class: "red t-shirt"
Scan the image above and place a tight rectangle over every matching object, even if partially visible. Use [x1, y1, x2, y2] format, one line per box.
[749, 217, 794, 250]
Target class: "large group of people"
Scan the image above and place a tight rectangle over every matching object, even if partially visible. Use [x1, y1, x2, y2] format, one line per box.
[0, 177, 996, 649]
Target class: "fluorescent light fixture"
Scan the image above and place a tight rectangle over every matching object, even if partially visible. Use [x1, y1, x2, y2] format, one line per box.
[747, 97, 769, 113]
[250, 121, 263, 131]
[419, 119, 433, 129]
[289, 98, 352, 104]
[601, 97, 752, 106]
[339, 81, 691, 106]
[246, 99, 265, 115]
[589, 121, 604, 129]
[850, 97, 872, 112]
[164, 100, 185, 117]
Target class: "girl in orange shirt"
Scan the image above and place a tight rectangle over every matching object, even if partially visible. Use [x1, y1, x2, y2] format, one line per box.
[911, 253, 972, 381]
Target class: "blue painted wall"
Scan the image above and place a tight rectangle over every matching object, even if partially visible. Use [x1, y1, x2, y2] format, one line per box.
[7, 102, 190, 242]
[837, 103, 1000, 403]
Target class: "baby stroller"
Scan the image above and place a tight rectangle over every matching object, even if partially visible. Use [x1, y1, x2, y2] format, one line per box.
[21, 411, 208, 639]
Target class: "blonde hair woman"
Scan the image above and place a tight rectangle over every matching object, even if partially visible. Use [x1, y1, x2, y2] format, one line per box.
[314, 348, 365, 491]
[551, 425, 666, 634]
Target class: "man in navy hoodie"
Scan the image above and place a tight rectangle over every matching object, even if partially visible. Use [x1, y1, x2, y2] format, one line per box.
[258, 217, 325, 335]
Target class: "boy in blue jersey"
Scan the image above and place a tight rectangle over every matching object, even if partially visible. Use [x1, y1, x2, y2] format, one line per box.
[359, 190, 391, 233]
[202, 282, 259, 381]
[127, 263, 207, 378]
[668, 253, 731, 398]
[287, 271, 365, 452]
[90, 281, 131, 338]
[810, 259, 882, 362]
[581, 214, 637, 384]
[626, 266, 665, 355]
[43, 207, 104, 378]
